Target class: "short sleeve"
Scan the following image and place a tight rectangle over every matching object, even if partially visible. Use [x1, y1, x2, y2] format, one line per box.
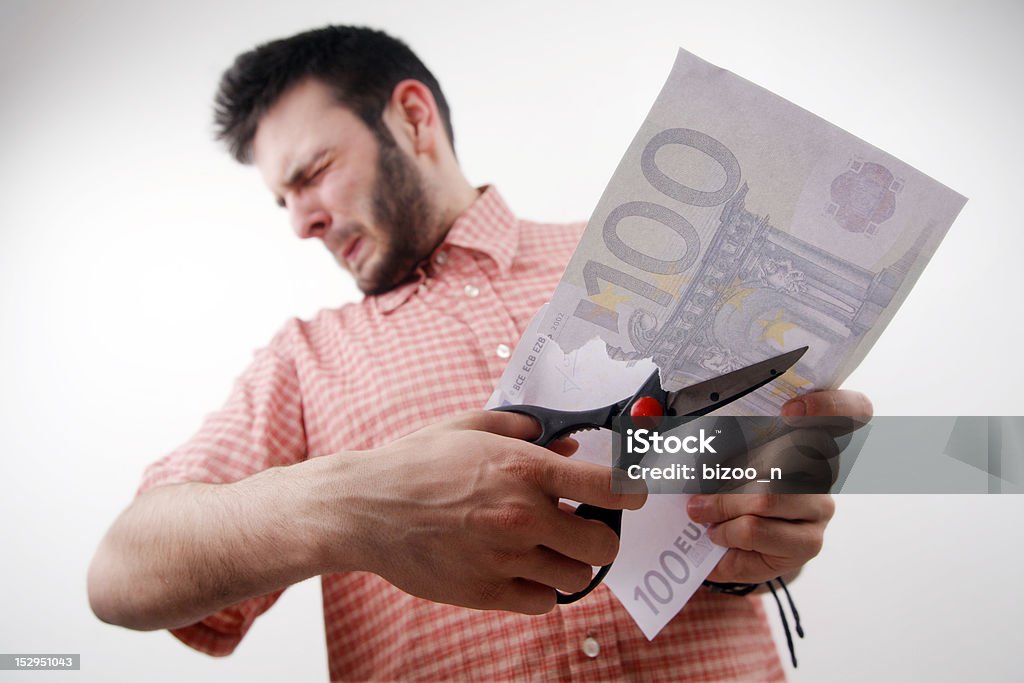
[139, 323, 308, 492]
[136, 322, 309, 655]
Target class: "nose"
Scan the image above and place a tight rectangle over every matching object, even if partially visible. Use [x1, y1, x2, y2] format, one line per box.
[289, 195, 331, 240]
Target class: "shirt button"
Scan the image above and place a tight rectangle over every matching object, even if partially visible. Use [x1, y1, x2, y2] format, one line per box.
[581, 636, 600, 659]
[434, 251, 448, 265]
[495, 344, 511, 359]
[464, 284, 480, 298]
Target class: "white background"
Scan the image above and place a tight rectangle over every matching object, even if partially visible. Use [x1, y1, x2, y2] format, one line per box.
[1, 0, 1022, 680]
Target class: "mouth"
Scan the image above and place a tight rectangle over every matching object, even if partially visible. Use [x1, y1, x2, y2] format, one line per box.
[338, 234, 365, 271]
[342, 236, 362, 266]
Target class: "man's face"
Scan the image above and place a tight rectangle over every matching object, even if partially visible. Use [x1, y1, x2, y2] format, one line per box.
[252, 78, 438, 295]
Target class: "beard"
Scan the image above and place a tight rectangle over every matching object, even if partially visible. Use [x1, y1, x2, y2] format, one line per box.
[357, 130, 438, 295]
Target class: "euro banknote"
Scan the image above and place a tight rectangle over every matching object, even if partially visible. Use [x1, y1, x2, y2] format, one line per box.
[540, 48, 966, 410]
[488, 48, 965, 638]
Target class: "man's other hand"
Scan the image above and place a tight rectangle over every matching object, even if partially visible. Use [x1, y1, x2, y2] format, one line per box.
[685, 389, 872, 584]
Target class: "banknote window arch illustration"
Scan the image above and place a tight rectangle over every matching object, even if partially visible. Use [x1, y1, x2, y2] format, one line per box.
[573, 128, 742, 334]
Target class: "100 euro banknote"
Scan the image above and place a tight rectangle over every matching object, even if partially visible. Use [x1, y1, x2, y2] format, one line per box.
[490, 48, 965, 638]
[540, 48, 966, 409]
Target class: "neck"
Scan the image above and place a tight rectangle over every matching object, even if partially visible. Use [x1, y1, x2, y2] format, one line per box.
[433, 167, 480, 237]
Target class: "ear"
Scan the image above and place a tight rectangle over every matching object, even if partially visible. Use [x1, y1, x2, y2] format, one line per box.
[383, 79, 444, 157]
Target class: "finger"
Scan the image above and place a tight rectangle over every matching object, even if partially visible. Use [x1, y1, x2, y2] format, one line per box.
[482, 578, 557, 615]
[739, 427, 839, 466]
[781, 390, 873, 430]
[687, 493, 835, 524]
[739, 428, 840, 492]
[513, 546, 596, 595]
[547, 436, 580, 458]
[450, 409, 542, 441]
[701, 429, 837, 494]
[705, 515, 825, 560]
[706, 549, 791, 584]
[538, 453, 648, 511]
[538, 507, 621, 568]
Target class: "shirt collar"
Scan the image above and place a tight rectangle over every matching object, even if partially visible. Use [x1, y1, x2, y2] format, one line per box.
[442, 185, 519, 276]
[373, 186, 519, 314]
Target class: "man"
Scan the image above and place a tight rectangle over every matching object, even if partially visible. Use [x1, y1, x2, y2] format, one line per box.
[88, 25, 870, 680]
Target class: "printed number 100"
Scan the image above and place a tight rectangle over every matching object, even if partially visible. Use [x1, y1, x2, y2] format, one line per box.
[633, 537, 694, 615]
[573, 129, 742, 335]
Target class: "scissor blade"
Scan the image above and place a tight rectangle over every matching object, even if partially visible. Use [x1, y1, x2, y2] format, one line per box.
[667, 347, 808, 417]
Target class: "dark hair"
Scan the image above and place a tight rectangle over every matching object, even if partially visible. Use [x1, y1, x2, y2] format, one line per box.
[213, 25, 454, 163]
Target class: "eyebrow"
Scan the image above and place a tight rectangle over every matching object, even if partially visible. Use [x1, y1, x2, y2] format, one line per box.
[275, 148, 330, 207]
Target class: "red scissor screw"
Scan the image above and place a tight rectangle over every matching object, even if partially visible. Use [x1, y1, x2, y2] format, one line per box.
[630, 396, 664, 418]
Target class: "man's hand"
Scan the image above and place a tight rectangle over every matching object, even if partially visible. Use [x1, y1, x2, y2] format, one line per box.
[685, 389, 872, 584]
[89, 409, 645, 631]
[310, 410, 647, 615]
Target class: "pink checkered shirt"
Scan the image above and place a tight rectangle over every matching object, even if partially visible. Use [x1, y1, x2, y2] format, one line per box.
[139, 187, 785, 681]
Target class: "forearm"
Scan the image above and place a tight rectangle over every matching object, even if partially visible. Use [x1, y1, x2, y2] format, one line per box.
[88, 409, 646, 624]
[87, 457, 351, 631]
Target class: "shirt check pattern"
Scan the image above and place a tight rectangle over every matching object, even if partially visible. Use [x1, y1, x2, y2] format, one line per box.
[139, 187, 785, 682]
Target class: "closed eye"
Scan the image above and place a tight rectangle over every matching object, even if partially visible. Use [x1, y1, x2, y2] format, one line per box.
[277, 150, 332, 208]
[307, 163, 328, 184]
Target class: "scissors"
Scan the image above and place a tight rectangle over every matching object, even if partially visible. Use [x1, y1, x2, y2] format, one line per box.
[495, 345, 808, 603]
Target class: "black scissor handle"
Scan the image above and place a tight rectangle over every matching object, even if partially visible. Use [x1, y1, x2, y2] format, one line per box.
[492, 403, 624, 603]
[556, 504, 622, 604]
[493, 403, 617, 447]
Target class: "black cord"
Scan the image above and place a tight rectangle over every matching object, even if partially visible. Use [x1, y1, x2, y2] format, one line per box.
[778, 576, 804, 638]
[767, 579, 797, 668]
[704, 577, 804, 668]
[701, 580, 759, 596]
